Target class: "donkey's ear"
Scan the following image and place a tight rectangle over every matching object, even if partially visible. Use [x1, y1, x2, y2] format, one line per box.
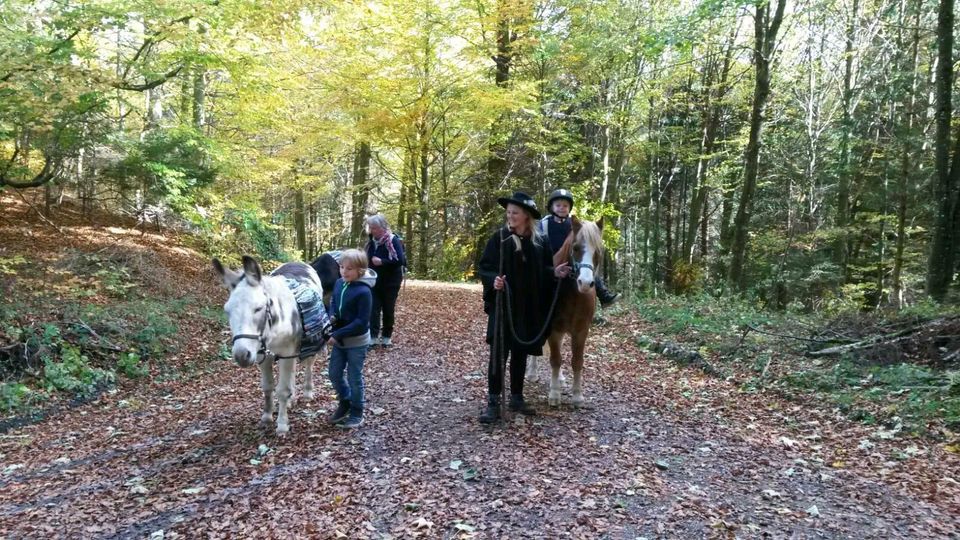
[241, 255, 262, 285]
[212, 258, 242, 289]
[596, 216, 604, 231]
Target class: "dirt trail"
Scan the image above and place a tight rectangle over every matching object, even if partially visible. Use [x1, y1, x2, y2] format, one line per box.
[1, 281, 958, 539]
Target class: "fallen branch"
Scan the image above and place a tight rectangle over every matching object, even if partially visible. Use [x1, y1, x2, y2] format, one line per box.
[745, 324, 841, 344]
[72, 320, 123, 352]
[808, 316, 960, 357]
[13, 190, 61, 232]
[638, 335, 721, 377]
[807, 326, 922, 357]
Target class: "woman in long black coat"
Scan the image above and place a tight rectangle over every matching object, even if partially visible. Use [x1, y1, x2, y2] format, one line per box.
[477, 191, 571, 423]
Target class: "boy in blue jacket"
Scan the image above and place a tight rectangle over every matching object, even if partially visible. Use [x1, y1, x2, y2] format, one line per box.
[326, 249, 376, 429]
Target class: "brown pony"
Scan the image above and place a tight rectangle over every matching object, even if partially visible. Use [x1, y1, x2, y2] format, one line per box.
[545, 216, 604, 407]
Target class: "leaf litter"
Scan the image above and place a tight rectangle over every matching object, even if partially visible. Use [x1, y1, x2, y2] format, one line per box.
[0, 206, 958, 538]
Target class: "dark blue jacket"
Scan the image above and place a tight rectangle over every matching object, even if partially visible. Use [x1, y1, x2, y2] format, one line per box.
[538, 215, 572, 254]
[366, 235, 405, 287]
[328, 277, 373, 343]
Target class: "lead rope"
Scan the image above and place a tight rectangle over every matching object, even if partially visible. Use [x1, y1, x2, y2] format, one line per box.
[499, 234, 564, 347]
[493, 229, 507, 417]
[492, 230, 566, 419]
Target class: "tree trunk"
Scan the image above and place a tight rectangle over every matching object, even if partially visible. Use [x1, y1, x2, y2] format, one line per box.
[294, 189, 306, 260]
[728, 0, 786, 291]
[683, 30, 735, 263]
[351, 141, 371, 243]
[192, 66, 205, 130]
[417, 125, 430, 275]
[927, 0, 960, 300]
[474, 6, 512, 271]
[403, 150, 416, 264]
[836, 0, 859, 278]
[892, 1, 921, 308]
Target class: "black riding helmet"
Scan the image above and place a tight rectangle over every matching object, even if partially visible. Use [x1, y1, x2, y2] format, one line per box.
[547, 188, 575, 210]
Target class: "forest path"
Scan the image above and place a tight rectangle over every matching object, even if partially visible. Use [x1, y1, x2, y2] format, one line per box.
[0, 281, 957, 539]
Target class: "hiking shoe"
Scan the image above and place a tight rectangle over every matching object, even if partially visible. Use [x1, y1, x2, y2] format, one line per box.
[338, 416, 364, 429]
[329, 400, 350, 424]
[381, 336, 392, 348]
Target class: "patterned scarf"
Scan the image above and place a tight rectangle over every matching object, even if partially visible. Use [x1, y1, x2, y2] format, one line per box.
[376, 229, 398, 261]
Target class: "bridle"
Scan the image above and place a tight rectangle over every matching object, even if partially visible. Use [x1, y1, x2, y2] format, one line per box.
[571, 257, 594, 275]
[230, 297, 299, 364]
[568, 235, 598, 280]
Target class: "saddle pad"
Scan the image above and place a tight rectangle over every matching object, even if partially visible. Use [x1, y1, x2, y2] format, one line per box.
[284, 277, 331, 359]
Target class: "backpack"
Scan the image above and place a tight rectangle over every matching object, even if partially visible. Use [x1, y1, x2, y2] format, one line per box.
[394, 233, 409, 275]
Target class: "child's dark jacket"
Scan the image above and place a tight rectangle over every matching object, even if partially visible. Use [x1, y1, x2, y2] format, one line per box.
[328, 272, 375, 348]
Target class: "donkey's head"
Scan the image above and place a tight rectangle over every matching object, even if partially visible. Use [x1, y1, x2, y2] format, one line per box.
[213, 256, 271, 367]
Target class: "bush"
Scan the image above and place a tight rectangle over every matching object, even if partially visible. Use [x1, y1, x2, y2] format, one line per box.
[117, 352, 148, 378]
[102, 126, 219, 214]
[431, 236, 474, 281]
[0, 382, 36, 413]
[43, 344, 114, 394]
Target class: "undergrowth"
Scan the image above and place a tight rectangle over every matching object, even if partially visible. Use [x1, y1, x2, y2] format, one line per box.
[0, 253, 221, 416]
[637, 293, 960, 437]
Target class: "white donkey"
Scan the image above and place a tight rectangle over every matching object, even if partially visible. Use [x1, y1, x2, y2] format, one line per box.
[213, 256, 326, 436]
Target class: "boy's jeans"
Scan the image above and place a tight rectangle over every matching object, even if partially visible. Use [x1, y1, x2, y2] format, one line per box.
[328, 344, 366, 417]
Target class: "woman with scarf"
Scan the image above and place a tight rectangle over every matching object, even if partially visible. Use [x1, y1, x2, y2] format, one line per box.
[477, 192, 571, 423]
[364, 214, 406, 349]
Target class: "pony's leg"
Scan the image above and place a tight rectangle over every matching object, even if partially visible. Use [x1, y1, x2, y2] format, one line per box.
[525, 355, 540, 382]
[275, 357, 296, 436]
[547, 333, 563, 407]
[259, 361, 275, 426]
[302, 353, 316, 401]
[555, 338, 566, 384]
[571, 335, 587, 407]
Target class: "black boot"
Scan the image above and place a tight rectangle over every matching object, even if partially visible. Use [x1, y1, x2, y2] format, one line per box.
[596, 278, 619, 307]
[479, 395, 501, 424]
[329, 400, 350, 424]
[508, 394, 536, 416]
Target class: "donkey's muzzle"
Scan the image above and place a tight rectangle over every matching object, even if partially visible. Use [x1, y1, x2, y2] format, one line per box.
[234, 349, 254, 367]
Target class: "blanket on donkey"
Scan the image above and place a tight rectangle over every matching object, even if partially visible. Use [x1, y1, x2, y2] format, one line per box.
[283, 277, 332, 359]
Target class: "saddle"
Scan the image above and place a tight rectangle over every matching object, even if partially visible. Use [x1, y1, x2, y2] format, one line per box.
[283, 277, 331, 359]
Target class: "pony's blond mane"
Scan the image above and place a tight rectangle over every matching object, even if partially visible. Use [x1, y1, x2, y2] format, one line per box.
[577, 220, 604, 256]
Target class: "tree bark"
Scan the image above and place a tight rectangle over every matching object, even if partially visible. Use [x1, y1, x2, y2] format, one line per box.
[727, 0, 786, 290]
[294, 189, 307, 260]
[682, 32, 733, 264]
[927, 0, 960, 300]
[892, 0, 921, 307]
[835, 0, 859, 279]
[417, 123, 431, 275]
[474, 3, 513, 271]
[350, 141, 372, 243]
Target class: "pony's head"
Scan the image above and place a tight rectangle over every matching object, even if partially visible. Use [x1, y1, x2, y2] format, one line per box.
[569, 217, 604, 294]
[213, 256, 272, 367]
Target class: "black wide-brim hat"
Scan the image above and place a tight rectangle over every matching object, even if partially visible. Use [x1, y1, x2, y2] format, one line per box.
[497, 191, 541, 219]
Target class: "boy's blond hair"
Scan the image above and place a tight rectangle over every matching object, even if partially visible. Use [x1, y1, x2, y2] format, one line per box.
[339, 249, 369, 271]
